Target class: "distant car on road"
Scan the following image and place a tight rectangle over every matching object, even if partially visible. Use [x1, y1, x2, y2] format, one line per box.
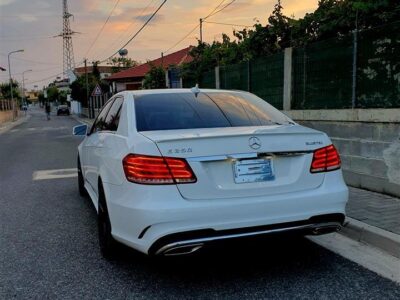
[57, 105, 70, 116]
[73, 89, 348, 259]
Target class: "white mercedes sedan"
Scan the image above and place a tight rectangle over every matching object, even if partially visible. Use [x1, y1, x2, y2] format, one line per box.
[73, 89, 348, 258]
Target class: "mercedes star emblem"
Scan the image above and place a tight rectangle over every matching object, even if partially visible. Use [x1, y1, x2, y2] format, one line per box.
[249, 137, 261, 150]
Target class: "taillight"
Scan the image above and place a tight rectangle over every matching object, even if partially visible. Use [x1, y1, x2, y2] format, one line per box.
[122, 154, 197, 184]
[310, 145, 341, 173]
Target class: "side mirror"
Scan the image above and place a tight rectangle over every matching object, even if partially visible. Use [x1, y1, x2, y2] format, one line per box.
[72, 124, 88, 136]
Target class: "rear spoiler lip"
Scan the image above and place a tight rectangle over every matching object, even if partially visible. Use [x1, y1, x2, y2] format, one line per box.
[140, 130, 326, 143]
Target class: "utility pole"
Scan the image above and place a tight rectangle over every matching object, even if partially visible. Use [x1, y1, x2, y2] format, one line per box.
[21, 70, 32, 112]
[7, 49, 24, 121]
[84, 58, 90, 118]
[55, 0, 76, 79]
[200, 18, 203, 43]
[351, 9, 359, 109]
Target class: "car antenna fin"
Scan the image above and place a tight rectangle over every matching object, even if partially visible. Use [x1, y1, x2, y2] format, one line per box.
[191, 84, 200, 98]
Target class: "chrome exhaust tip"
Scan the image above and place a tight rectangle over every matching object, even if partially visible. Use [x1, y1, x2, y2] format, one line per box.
[312, 225, 341, 235]
[159, 243, 204, 256]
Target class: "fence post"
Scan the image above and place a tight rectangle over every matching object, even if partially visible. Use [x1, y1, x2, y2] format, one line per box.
[215, 66, 220, 89]
[351, 29, 358, 109]
[247, 60, 251, 92]
[283, 47, 293, 111]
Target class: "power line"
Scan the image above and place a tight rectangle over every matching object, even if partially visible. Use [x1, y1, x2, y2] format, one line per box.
[93, 0, 156, 61]
[164, 0, 236, 53]
[165, 24, 199, 53]
[100, 0, 167, 63]
[24, 60, 85, 85]
[0, 66, 63, 78]
[203, 20, 252, 28]
[203, 0, 226, 19]
[204, 0, 236, 20]
[0, 35, 54, 41]
[84, 0, 121, 58]
[0, 53, 59, 66]
[24, 71, 65, 85]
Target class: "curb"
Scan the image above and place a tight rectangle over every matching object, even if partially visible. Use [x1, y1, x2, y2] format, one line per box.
[0, 114, 30, 135]
[70, 114, 94, 126]
[340, 217, 400, 259]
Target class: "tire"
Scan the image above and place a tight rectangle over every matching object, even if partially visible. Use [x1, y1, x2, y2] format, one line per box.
[98, 182, 119, 259]
[77, 157, 86, 197]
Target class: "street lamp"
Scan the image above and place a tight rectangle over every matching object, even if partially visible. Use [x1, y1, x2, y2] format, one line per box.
[21, 69, 32, 109]
[8, 49, 24, 121]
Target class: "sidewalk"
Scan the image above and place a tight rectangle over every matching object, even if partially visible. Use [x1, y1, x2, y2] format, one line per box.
[71, 114, 93, 126]
[347, 187, 400, 235]
[343, 187, 400, 258]
[0, 112, 30, 135]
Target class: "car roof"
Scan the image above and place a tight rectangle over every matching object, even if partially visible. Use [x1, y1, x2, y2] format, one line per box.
[120, 88, 246, 97]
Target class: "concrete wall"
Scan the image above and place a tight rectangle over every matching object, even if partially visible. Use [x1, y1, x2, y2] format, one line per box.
[285, 109, 400, 198]
[0, 110, 14, 125]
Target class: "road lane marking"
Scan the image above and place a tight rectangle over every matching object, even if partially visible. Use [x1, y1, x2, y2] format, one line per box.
[33, 168, 77, 180]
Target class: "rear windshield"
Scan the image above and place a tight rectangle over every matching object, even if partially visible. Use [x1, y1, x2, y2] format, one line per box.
[134, 92, 291, 132]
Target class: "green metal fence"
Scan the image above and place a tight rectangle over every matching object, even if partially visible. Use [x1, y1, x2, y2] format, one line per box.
[186, 21, 400, 110]
[220, 62, 249, 91]
[250, 53, 284, 109]
[199, 69, 216, 88]
[292, 36, 354, 109]
[356, 22, 400, 108]
[219, 53, 284, 109]
[182, 77, 196, 88]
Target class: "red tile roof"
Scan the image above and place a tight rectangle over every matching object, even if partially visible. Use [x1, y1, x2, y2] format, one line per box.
[75, 66, 115, 75]
[105, 46, 193, 81]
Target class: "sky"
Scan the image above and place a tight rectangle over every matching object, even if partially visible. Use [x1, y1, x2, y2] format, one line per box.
[0, 0, 318, 90]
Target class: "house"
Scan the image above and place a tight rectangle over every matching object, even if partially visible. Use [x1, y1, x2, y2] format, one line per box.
[105, 46, 193, 92]
[25, 90, 39, 103]
[74, 66, 115, 80]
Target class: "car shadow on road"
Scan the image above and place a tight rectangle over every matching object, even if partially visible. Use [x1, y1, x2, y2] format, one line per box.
[108, 234, 326, 280]
[77, 193, 329, 280]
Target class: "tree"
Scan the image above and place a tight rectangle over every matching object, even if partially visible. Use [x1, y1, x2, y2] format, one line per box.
[142, 63, 166, 89]
[92, 61, 101, 81]
[107, 57, 140, 73]
[0, 79, 20, 100]
[38, 92, 45, 105]
[70, 74, 108, 107]
[180, 0, 400, 79]
[46, 86, 59, 102]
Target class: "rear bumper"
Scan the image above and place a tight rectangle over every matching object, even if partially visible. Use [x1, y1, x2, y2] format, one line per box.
[104, 170, 348, 255]
[150, 213, 344, 256]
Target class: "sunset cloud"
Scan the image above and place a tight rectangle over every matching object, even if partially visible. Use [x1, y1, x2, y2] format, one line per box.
[0, 0, 318, 88]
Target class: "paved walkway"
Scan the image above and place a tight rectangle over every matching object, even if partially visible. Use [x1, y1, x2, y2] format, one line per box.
[347, 187, 400, 235]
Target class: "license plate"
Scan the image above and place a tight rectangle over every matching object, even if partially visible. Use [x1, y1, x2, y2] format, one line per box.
[233, 158, 275, 184]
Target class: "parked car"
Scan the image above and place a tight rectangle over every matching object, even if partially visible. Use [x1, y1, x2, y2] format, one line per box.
[57, 105, 70, 116]
[73, 89, 348, 258]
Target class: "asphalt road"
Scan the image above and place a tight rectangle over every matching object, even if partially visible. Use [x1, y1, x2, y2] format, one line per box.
[1, 107, 399, 299]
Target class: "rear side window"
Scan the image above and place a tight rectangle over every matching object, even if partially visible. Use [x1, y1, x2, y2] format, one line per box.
[134, 92, 290, 131]
[91, 99, 114, 133]
[105, 97, 123, 131]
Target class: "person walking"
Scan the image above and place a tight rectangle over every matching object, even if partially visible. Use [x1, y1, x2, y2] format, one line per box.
[45, 102, 51, 120]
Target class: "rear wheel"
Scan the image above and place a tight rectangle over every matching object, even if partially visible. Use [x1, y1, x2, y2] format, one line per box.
[98, 182, 119, 259]
[77, 157, 86, 197]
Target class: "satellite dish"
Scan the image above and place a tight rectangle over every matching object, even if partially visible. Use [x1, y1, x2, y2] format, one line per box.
[66, 69, 77, 83]
[118, 49, 128, 57]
